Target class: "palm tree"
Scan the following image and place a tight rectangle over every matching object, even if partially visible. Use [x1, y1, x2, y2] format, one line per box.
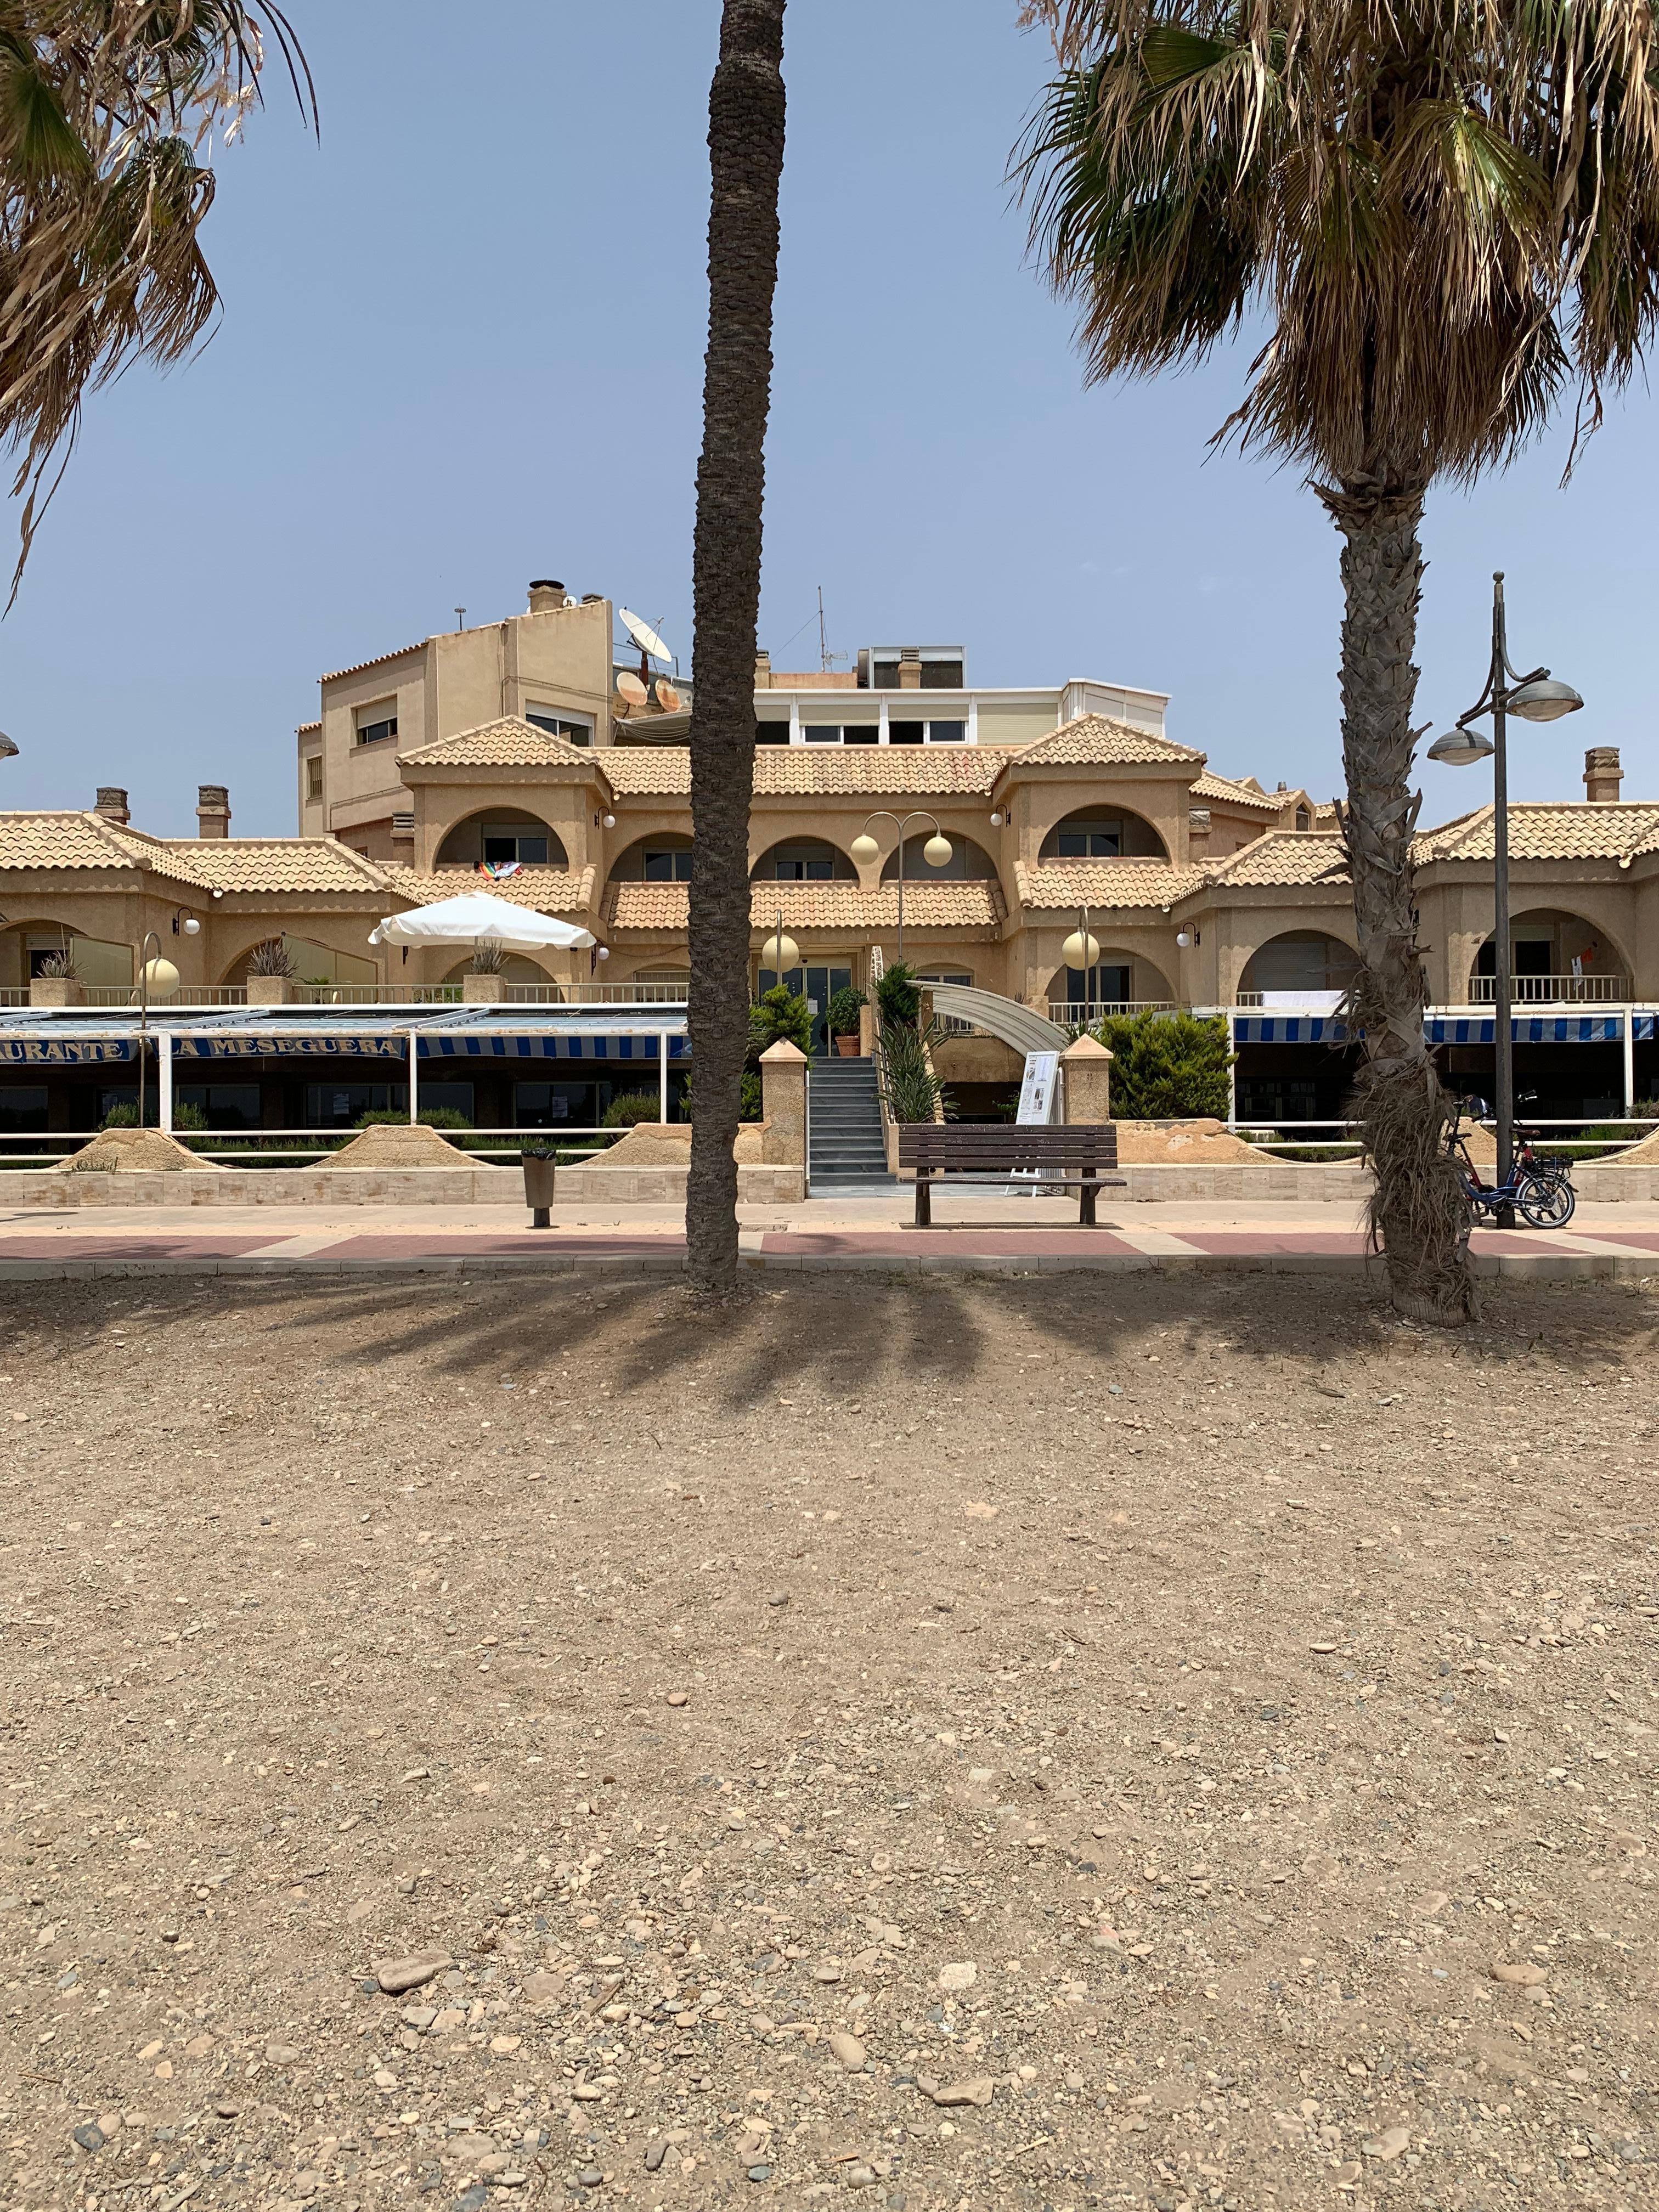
[1018, 0, 1659, 1325]
[0, 3, 313, 600]
[686, 0, 787, 1295]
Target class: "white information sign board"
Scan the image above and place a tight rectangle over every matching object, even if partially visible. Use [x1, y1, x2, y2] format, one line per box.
[1017, 1050, 1060, 1125]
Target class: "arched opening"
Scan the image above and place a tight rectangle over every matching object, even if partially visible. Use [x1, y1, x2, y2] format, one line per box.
[879, 834, 998, 882]
[436, 809, 568, 868]
[441, 953, 555, 986]
[1239, 930, 1359, 1000]
[227, 935, 378, 988]
[751, 837, 857, 883]
[1039, 806, 1169, 862]
[608, 834, 693, 883]
[0, 921, 132, 991]
[1470, 909, 1630, 1002]
[1045, 951, 1176, 1020]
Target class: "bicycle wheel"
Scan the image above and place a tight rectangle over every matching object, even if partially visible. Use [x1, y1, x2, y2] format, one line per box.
[1519, 1172, 1575, 1229]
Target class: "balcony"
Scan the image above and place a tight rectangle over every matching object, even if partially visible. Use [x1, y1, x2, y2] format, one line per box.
[1468, 973, 1629, 1005]
[1047, 999, 1178, 1028]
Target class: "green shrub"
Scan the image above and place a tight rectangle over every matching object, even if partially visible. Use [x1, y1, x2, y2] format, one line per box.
[748, 984, 813, 1060]
[827, 985, 867, 1038]
[356, 1105, 473, 1131]
[876, 962, 920, 1029]
[1092, 1009, 1233, 1119]
[99, 1103, 140, 1129]
[602, 1092, 662, 1130]
[879, 1019, 948, 1124]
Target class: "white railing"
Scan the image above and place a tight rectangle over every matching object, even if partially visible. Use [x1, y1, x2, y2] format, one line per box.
[1047, 1000, 1177, 1025]
[1468, 974, 1628, 1004]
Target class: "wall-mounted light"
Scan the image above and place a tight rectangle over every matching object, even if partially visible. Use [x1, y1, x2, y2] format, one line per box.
[989, 810, 1004, 828]
[172, 910, 201, 937]
[1176, 927, 1199, 949]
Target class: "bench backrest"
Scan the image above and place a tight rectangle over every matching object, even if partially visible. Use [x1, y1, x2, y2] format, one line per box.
[897, 1123, 1118, 1171]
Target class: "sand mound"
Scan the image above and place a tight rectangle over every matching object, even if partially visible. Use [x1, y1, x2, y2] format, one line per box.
[601, 1121, 764, 1167]
[329, 1121, 469, 1168]
[58, 1126, 221, 1174]
[1595, 1122, 1659, 1167]
[1113, 1117, 1265, 1164]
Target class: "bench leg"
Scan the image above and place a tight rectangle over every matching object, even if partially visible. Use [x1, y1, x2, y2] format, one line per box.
[915, 1169, 932, 1228]
[1079, 1178, 1097, 1228]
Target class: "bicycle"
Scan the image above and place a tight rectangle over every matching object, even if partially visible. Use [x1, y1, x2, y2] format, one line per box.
[1444, 1098, 1577, 1229]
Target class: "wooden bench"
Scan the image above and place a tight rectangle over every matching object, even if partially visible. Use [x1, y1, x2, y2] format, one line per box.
[896, 1124, 1122, 1227]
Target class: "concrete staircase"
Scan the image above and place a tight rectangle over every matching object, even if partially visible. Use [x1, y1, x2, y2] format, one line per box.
[808, 1055, 892, 1189]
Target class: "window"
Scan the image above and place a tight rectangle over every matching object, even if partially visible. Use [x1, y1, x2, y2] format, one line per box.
[928, 720, 966, 743]
[1057, 820, 1122, 857]
[525, 706, 592, 746]
[921, 660, 964, 689]
[0, 1086, 47, 1132]
[483, 825, 549, 866]
[356, 703, 398, 746]
[644, 848, 693, 882]
[305, 757, 323, 802]
[776, 853, 833, 880]
[804, 725, 844, 744]
[889, 720, 923, 746]
[757, 719, 790, 745]
[174, 1084, 261, 1130]
[1295, 805, 1311, 831]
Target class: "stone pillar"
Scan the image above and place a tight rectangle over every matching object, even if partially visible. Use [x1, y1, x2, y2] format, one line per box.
[859, 1000, 876, 1057]
[1061, 1034, 1113, 1122]
[759, 1040, 807, 1166]
[246, 977, 297, 1007]
[462, 974, 507, 1003]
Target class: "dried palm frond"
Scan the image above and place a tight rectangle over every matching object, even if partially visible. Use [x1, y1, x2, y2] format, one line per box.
[245, 934, 295, 978]
[469, 939, 505, 975]
[0, 3, 315, 600]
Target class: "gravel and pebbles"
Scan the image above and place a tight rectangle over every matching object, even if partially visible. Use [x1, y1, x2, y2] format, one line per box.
[1, 1269, 1655, 2212]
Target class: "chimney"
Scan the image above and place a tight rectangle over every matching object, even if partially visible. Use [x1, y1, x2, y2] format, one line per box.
[94, 786, 129, 827]
[1584, 746, 1622, 803]
[528, 579, 567, 614]
[899, 647, 922, 691]
[392, 810, 415, 853]
[1187, 806, 1211, 856]
[754, 649, 772, 689]
[196, 784, 230, 839]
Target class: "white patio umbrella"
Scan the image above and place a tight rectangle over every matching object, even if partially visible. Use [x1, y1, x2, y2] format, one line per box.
[369, 890, 596, 953]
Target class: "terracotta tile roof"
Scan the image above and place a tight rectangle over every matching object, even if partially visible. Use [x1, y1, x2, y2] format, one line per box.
[600, 749, 693, 797]
[319, 639, 426, 685]
[1200, 832, 1352, 888]
[608, 880, 1003, 935]
[1190, 770, 1284, 814]
[400, 718, 599, 770]
[297, 720, 322, 736]
[1015, 860, 1207, 910]
[0, 813, 394, 894]
[1414, 802, 1659, 865]
[380, 865, 597, 914]
[0, 810, 150, 871]
[599, 746, 1022, 800]
[163, 839, 392, 894]
[1003, 714, 1203, 771]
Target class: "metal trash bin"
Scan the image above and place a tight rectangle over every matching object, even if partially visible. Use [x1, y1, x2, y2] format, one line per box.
[521, 1146, 557, 1228]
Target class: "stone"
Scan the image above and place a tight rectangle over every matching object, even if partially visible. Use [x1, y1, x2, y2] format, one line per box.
[766, 1591, 790, 1607]
[374, 1951, 450, 1995]
[489, 2034, 521, 2055]
[936, 1961, 977, 1992]
[1491, 1961, 1547, 1987]
[751, 2012, 777, 2038]
[71, 2124, 106, 2153]
[578, 2166, 604, 2188]
[400, 2006, 437, 2030]
[645, 2141, 668, 2174]
[1364, 2126, 1411, 2161]
[524, 1971, 565, 2007]
[827, 2030, 867, 2072]
[932, 2079, 994, 2109]
[265, 2044, 302, 2065]
[844, 2163, 876, 2187]
[667, 1691, 689, 1707]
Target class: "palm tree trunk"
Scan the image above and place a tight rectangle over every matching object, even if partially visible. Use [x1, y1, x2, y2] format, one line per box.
[1323, 478, 1477, 1327]
[686, 0, 787, 1295]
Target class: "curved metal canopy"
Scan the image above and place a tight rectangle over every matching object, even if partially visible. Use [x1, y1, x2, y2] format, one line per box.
[926, 984, 1069, 1057]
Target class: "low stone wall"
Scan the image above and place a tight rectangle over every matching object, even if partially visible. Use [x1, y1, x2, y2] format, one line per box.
[549, 1162, 806, 1204]
[0, 1161, 808, 1206]
[1113, 1162, 1372, 1203]
[1574, 1164, 1659, 1202]
[0, 1166, 522, 1207]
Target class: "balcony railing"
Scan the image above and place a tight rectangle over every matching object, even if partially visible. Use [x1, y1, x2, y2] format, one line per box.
[1468, 973, 1628, 1004]
[31, 980, 692, 1011]
[1047, 1000, 1178, 1027]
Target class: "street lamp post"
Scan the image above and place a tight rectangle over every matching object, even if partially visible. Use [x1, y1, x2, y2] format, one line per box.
[849, 812, 952, 969]
[1428, 572, 1583, 1226]
[133, 929, 187, 1127]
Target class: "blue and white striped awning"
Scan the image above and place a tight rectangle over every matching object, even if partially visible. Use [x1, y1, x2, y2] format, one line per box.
[1231, 1017, 1350, 1044]
[1424, 1015, 1623, 1045]
[419, 1032, 689, 1062]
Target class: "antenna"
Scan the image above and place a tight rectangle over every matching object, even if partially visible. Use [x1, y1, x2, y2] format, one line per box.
[454, 606, 466, 631]
[819, 586, 829, 674]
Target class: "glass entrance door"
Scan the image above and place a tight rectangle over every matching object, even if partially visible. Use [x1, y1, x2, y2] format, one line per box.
[757, 963, 853, 1054]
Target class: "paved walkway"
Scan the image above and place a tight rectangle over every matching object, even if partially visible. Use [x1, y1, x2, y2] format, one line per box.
[4, 1193, 1658, 1278]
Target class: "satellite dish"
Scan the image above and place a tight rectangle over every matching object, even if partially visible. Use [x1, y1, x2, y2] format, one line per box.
[619, 608, 675, 665]
[654, 679, 682, 714]
[616, 671, 649, 708]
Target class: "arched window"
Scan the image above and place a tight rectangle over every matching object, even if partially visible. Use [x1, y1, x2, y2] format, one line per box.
[878, 835, 997, 882]
[751, 838, 856, 882]
[436, 810, 568, 868]
[1039, 808, 1169, 861]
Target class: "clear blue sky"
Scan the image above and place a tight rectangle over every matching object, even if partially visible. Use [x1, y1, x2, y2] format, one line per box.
[2, 0, 1654, 836]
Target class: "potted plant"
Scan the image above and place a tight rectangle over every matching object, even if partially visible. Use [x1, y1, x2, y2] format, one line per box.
[827, 985, 867, 1058]
[245, 937, 298, 1006]
[521, 1138, 557, 1227]
[464, 939, 507, 1003]
[29, 946, 82, 1008]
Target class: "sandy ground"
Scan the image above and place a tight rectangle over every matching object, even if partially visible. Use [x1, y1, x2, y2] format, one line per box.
[2, 1272, 1655, 2212]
